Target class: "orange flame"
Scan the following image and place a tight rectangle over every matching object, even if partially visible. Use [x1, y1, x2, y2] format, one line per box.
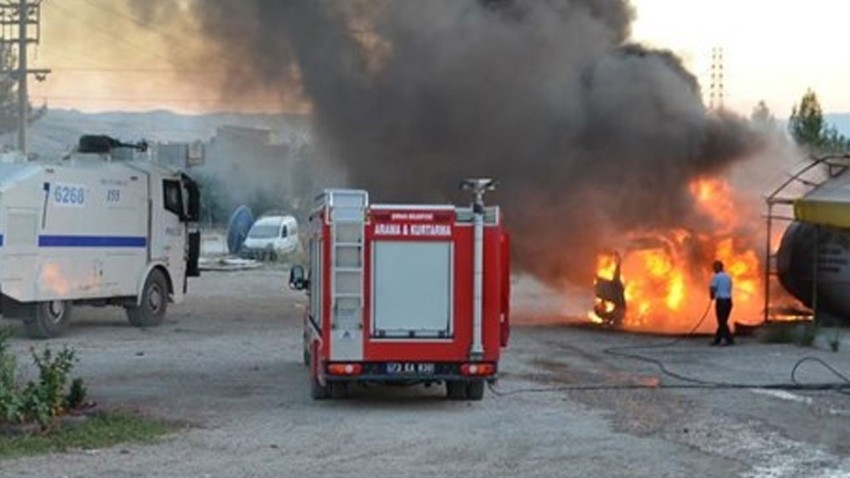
[41, 263, 71, 296]
[588, 177, 765, 334]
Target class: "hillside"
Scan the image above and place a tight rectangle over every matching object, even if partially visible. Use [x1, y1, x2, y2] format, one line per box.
[0, 109, 310, 157]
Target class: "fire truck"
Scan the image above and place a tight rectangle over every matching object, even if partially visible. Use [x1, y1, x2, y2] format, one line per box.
[0, 135, 201, 339]
[289, 179, 510, 400]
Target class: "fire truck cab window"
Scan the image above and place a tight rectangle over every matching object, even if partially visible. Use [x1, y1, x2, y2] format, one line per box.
[163, 179, 184, 218]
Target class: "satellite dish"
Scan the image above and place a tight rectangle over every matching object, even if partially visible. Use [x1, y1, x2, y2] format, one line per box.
[227, 205, 254, 255]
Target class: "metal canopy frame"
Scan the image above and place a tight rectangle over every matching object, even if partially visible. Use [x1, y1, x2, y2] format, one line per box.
[763, 153, 850, 323]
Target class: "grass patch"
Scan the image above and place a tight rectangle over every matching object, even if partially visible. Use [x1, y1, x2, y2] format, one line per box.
[0, 412, 176, 460]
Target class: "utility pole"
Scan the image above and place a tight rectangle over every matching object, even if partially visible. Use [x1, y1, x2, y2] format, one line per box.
[0, 0, 49, 155]
[708, 47, 725, 111]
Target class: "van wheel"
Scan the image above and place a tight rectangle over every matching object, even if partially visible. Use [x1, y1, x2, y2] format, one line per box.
[24, 300, 72, 339]
[126, 269, 168, 327]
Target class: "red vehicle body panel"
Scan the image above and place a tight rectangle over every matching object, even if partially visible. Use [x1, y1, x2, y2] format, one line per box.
[304, 200, 510, 389]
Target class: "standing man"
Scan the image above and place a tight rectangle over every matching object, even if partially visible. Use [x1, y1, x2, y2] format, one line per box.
[709, 260, 734, 346]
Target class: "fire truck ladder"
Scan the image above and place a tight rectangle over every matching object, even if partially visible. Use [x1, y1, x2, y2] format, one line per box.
[763, 153, 850, 323]
[327, 190, 368, 358]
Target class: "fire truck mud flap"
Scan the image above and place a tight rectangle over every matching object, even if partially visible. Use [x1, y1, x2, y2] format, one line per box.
[309, 341, 330, 400]
[446, 380, 485, 401]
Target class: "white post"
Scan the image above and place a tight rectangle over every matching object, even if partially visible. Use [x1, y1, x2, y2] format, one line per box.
[471, 203, 484, 358]
[461, 179, 496, 360]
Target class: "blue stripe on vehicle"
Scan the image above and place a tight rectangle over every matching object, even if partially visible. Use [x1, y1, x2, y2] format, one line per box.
[38, 235, 147, 248]
[0, 234, 3, 247]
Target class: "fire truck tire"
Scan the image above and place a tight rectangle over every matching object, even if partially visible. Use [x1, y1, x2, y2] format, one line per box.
[329, 381, 351, 399]
[310, 374, 329, 400]
[126, 269, 168, 327]
[466, 380, 485, 401]
[446, 381, 467, 400]
[23, 300, 72, 339]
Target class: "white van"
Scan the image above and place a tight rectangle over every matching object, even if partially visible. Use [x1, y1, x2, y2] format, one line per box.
[241, 215, 300, 260]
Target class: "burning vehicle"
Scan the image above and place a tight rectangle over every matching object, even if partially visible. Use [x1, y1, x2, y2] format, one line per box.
[589, 178, 765, 334]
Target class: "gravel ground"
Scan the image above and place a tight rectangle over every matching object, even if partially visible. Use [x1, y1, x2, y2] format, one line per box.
[2, 267, 850, 478]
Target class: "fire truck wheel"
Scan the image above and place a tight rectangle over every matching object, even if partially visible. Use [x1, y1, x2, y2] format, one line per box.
[310, 374, 329, 400]
[23, 300, 73, 339]
[329, 381, 351, 399]
[466, 381, 485, 401]
[446, 381, 467, 400]
[126, 269, 168, 327]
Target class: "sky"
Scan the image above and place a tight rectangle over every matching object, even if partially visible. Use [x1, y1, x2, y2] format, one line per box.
[630, 0, 850, 118]
[24, 0, 850, 119]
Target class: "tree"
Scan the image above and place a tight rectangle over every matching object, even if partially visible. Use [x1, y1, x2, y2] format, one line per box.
[750, 100, 777, 130]
[789, 89, 824, 148]
[789, 88, 849, 154]
[822, 125, 850, 154]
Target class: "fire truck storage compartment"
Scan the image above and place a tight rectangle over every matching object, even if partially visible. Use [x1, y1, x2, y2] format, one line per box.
[371, 240, 453, 338]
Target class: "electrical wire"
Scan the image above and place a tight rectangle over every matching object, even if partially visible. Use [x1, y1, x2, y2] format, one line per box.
[44, 1, 174, 63]
[488, 300, 850, 397]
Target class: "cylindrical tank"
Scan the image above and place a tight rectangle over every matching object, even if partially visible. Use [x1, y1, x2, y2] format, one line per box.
[777, 221, 850, 321]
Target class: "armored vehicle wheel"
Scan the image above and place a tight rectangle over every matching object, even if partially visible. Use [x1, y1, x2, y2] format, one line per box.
[24, 300, 72, 339]
[126, 269, 168, 327]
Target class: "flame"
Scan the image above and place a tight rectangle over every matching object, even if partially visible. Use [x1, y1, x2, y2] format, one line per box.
[41, 263, 71, 296]
[588, 177, 766, 334]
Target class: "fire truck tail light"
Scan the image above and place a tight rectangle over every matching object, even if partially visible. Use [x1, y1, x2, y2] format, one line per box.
[327, 363, 363, 375]
[460, 363, 495, 376]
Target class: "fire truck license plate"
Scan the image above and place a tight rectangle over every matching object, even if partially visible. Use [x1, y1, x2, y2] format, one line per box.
[385, 362, 436, 375]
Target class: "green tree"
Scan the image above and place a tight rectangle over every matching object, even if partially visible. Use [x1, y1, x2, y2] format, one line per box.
[789, 89, 824, 148]
[789, 88, 849, 154]
[751, 100, 777, 131]
[822, 124, 850, 153]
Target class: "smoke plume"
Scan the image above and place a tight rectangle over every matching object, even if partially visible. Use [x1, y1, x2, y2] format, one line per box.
[134, 0, 764, 287]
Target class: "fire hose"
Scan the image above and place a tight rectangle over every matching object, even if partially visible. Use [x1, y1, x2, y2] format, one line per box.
[488, 299, 850, 397]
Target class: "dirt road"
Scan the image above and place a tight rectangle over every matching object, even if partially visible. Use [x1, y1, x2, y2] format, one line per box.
[2, 268, 850, 478]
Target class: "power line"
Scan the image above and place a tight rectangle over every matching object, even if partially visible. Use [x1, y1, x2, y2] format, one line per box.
[79, 0, 183, 46]
[35, 94, 284, 106]
[44, 1, 173, 64]
[49, 66, 224, 74]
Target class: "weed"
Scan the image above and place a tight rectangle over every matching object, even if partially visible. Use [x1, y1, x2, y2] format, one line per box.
[828, 329, 841, 352]
[0, 412, 175, 460]
[0, 332, 86, 431]
[797, 323, 820, 347]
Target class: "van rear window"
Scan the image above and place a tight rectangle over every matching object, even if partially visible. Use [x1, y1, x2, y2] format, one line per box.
[248, 225, 279, 239]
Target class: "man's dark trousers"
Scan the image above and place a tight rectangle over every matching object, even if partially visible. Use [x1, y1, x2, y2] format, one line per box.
[713, 298, 734, 345]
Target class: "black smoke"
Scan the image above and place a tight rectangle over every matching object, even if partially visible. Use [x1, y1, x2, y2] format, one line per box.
[134, 0, 763, 287]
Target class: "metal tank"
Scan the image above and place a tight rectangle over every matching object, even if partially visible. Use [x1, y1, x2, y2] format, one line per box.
[777, 221, 850, 321]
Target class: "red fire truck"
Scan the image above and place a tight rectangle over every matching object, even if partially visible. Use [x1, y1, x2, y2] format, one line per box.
[289, 179, 510, 400]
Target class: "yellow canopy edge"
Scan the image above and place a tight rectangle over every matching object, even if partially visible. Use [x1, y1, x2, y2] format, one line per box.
[794, 199, 850, 228]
